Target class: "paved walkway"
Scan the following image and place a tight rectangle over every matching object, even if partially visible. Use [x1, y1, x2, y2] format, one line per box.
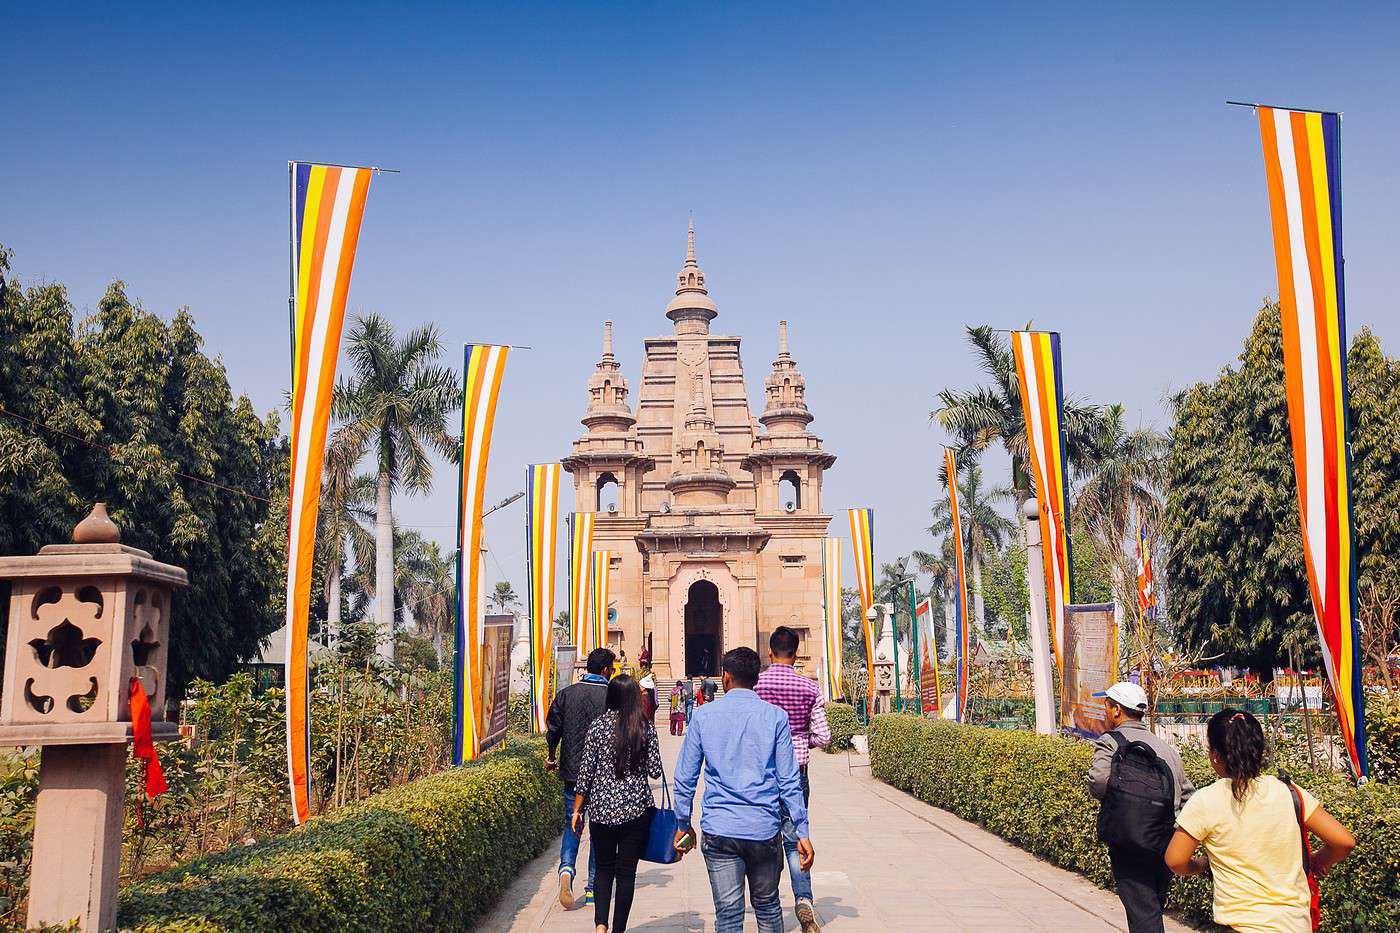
[478, 728, 1193, 932]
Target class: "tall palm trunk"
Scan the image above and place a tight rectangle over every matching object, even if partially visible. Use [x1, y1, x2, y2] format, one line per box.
[375, 470, 394, 660]
[326, 556, 342, 646]
[943, 589, 955, 662]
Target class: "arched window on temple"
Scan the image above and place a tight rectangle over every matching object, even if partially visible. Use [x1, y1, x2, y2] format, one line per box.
[778, 470, 801, 511]
[596, 472, 620, 513]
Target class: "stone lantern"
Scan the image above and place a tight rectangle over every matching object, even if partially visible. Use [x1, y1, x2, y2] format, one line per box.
[0, 504, 187, 932]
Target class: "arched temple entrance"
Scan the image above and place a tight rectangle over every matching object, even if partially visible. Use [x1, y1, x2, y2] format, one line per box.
[683, 580, 721, 677]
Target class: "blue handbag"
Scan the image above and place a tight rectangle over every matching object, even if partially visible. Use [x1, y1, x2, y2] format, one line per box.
[642, 750, 680, 864]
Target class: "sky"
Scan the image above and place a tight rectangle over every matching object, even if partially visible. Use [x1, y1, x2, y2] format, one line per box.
[5, 3, 1399, 614]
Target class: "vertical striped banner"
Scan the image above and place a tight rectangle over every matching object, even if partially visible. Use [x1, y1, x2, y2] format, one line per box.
[1253, 105, 1366, 779]
[1012, 330, 1075, 672]
[568, 513, 596, 658]
[591, 550, 613, 654]
[946, 450, 972, 723]
[526, 464, 562, 734]
[285, 162, 372, 824]
[453, 344, 509, 766]
[820, 537, 844, 701]
[847, 509, 877, 712]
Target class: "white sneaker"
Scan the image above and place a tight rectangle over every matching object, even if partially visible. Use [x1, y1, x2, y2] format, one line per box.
[559, 870, 575, 909]
[796, 898, 820, 932]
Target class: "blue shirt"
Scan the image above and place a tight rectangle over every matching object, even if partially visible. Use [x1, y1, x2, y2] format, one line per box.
[672, 687, 810, 840]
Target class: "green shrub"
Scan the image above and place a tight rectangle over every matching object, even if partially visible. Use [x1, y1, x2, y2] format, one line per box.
[117, 740, 559, 932]
[1365, 692, 1400, 783]
[869, 714, 1400, 932]
[824, 702, 862, 753]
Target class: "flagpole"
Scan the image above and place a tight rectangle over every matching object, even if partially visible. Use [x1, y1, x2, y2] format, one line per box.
[288, 163, 296, 368]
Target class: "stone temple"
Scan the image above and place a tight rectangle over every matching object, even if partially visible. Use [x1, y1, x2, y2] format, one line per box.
[563, 225, 836, 679]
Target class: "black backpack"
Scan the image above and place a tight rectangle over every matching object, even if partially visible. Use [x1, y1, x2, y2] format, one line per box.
[1095, 731, 1177, 857]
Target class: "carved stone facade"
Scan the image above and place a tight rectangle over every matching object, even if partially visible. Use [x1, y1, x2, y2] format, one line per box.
[562, 225, 836, 679]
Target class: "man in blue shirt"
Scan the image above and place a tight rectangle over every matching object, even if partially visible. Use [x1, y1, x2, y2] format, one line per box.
[673, 647, 816, 933]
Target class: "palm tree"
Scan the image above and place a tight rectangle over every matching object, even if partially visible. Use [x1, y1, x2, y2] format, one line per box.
[332, 315, 460, 658]
[932, 325, 1101, 499]
[488, 580, 520, 616]
[392, 530, 456, 659]
[318, 444, 376, 645]
[1072, 402, 1167, 612]
[929, 462, 1016, 638]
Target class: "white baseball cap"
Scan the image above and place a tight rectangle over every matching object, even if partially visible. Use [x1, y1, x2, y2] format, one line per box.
[1092, 681, 1149, 713]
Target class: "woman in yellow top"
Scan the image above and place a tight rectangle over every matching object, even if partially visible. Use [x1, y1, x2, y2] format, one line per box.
[1165, 708, 1355, 933]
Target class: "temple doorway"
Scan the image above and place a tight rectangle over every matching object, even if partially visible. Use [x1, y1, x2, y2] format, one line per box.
[684, 580, 721, 677]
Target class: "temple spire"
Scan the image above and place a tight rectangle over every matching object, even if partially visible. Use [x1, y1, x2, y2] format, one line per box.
[603, 320, 614, 360]
[686, 218, 696, 266]
[666, 219, 718, 334]
[778, 320, 790, 358]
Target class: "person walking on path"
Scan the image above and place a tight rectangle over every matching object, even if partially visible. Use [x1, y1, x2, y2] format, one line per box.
[571, 675, 664, 933]
[673, 647, 815, 933]
[546, 647, 614, 910]
[754, 626, 829, 933]
[684, 678, 696, 722]
[1166, 708, 1355, 933]
[639, 670, 658, 724]
[669, 681, 687, 736]
[1086, 682, 1194, 933]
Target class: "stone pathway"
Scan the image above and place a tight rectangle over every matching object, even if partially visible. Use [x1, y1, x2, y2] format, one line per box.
[477, 728, 1194, 932]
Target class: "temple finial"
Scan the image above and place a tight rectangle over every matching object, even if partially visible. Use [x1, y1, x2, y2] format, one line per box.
[603, 320, 614, 359]
[686, 218, 696, 266]
[778, 320, 790, 357]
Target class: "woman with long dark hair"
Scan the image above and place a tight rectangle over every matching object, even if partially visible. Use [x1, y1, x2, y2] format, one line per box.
[1166, 708, 1355, 932]
[572, 674, 663, 933]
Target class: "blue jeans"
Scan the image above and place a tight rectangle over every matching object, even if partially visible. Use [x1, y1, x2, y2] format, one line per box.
[779, 766, 813, 902]
[560, 784, 597, 889]
[701, 832, 784, 933]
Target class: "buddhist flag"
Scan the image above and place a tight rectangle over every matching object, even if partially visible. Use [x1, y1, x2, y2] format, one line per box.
[591, 550, 612, 653]
[453, 344, 509, 766]
[946, 450, 972, 723]
[820, 537, 844, 701]
[1012, 330, 1075, 671]
[526, 464, 562, 734]
[1136, 524, 1156, 617]
[1252, 105, 1366, 779]
[847, 509, 877, 712]
[568, 513, 596, 657]
[285, 162, 372, 824]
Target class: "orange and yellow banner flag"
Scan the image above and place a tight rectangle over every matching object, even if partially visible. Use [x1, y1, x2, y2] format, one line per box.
[1011, 330, 1074, 672]
[285, 162, 372, 824]
[568, 513, 596, 658]
[1252, 105, 1366, 778]
[847, 509, 876, 712]
[591, 550, 612, 655]
[820, 537, 844, 701]
[526, 464, 562, 734]
[946, 450, 972, 723]
[453, 344, 509, 765]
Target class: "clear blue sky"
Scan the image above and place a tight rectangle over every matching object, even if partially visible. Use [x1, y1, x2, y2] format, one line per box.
[6, 3, 1399, 607]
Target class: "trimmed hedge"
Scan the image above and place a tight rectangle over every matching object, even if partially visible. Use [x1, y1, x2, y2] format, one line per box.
[823, 702, 862, 753]
[869, 714, 1400, 932]
[117, 740, 559, 932]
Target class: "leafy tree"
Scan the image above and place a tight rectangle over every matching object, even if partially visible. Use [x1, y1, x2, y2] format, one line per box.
[839, 586, 864, 665]
[981, 540, 1029, 643]
[392, 530, 455, 659]
[1165, 305, 1399, 673]
[318, 444, 375, 644]
[0, 250, 284, 692]
[332, 315, 459, 658]
[928, 461, 1015, 636]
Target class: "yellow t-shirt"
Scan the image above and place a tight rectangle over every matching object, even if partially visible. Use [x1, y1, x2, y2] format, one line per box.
[1175, 776, 1318, 933]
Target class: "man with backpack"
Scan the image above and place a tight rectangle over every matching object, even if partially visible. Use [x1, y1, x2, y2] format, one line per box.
[1086, 681, 1195, 933]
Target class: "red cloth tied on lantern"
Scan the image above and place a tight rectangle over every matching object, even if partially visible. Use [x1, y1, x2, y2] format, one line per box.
[130, 676, 168, 798]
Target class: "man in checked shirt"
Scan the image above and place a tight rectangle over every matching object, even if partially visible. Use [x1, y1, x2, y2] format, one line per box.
[754, 626, 829, 933]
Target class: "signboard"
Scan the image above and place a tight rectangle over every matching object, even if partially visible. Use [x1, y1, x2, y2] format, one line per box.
[915, 597, 941, 716]
[1061, 603, 1117, 738]
[553, 644, 577, 696]
[479, 614, 514, 753]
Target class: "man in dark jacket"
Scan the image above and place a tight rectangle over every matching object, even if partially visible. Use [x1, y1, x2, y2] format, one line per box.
[546, 646, 614, 909]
